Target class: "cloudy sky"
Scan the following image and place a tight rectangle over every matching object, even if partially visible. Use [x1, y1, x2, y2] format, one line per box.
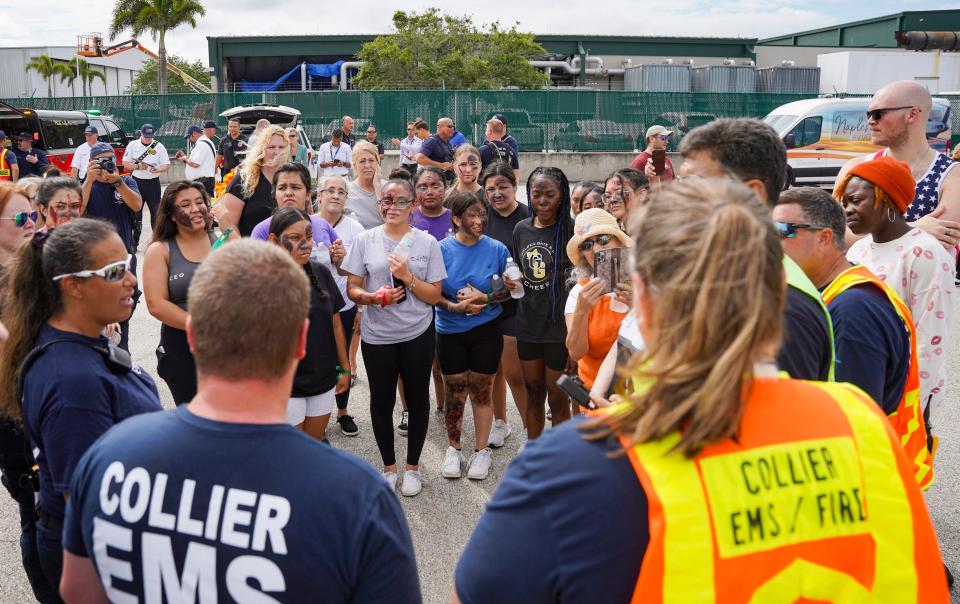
[5, 0, 958, 65]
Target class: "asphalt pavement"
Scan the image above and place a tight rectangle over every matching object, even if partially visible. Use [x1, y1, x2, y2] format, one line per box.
[0, 227, 958, 603]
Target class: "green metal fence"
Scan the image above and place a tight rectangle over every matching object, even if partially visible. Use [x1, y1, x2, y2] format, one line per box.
[5, 90, 959, 153]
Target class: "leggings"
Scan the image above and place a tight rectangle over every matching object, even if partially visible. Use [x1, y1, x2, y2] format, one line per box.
[157, 325, 197, 405]
[336, 305, 358, 411]
[361, 324, 435, 467]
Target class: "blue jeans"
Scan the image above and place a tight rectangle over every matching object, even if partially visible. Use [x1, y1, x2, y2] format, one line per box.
[35, 520, 64, 600]
[1, 474, 61, 603]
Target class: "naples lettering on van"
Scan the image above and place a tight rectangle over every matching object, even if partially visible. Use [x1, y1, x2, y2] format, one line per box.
[832, 112, 870, 141]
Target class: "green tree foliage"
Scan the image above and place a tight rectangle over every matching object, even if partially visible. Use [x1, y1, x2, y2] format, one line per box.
[127, 55, 209, 94]
[25, 54, 72, 97]
[353, 9, 548, 90]
[60, 58, 108, 97]
[109, 0, 206, 94]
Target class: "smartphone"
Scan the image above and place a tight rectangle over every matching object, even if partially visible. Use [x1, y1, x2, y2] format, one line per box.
[391, 275, 407, 303]
[652, 149, 666, 175]
[556, 375, 595, 410]
[594, 248, 626, 295]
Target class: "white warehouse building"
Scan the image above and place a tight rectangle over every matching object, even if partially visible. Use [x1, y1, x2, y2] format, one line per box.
[0, 45, 150, 99]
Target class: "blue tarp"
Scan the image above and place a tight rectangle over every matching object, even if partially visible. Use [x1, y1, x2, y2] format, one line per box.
[239, 61, 346, 92]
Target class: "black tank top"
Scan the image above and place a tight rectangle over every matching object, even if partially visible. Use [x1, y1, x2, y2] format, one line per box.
[166, 235, 212, 311]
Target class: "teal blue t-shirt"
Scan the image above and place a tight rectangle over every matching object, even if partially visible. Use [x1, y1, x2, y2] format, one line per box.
[436, 235, 509, 334]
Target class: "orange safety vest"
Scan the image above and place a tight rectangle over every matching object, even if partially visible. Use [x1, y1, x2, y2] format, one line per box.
[0, 150, 11, 181]
[821, 265, 933, 490]
[619, 377, 948, 603]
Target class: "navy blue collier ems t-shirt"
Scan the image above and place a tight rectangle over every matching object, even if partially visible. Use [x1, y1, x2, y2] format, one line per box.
[21, 324, 162, 520]
[64, 406, 421, 603]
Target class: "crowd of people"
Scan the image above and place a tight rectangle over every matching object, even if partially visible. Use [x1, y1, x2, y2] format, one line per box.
[0, 79, 955, 602]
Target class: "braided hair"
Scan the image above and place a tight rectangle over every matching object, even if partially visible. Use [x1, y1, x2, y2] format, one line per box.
[526, 166, 573, 323]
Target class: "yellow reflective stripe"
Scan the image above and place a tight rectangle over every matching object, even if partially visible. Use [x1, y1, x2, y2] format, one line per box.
[631, 432, 714, 603]
[810, 382, 917, 603]
[751, 558, 871, 602]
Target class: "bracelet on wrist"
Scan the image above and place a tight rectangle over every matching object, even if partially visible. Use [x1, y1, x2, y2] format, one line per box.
[337, 365, 352, 376]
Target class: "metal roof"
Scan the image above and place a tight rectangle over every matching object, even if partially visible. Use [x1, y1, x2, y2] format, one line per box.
[758, 10, 960, 47]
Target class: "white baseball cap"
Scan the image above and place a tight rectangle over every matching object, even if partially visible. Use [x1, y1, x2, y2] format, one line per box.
[646, 125, 673, 138]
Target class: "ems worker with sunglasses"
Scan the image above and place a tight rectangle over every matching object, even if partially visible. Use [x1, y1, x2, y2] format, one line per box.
[0, 219, 161, 593]
[564, 209, 633, 392]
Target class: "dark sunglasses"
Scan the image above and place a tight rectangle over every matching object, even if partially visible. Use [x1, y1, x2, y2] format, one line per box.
[578, 233, 616, 251]
[865, 106, 913, 121]
[1, 211, 39, 227]
[773, 221, 828, 239]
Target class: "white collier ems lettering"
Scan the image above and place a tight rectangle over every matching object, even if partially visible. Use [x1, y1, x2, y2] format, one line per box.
[95, 461, 291, 602]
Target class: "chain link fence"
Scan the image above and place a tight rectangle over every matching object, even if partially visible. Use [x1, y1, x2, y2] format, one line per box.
[5, 90, 959, 154]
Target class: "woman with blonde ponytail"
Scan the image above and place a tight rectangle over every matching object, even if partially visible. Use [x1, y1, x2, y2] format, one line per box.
[454, 177, 948, 603]
[221, 124, 291, 236]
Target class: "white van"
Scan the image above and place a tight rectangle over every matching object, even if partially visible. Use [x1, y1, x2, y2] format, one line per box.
[763, 97, 951, 188]
[219, 104, 318, 179]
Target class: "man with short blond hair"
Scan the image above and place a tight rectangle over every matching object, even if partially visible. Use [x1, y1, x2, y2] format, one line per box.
[60, 241, 422, 604]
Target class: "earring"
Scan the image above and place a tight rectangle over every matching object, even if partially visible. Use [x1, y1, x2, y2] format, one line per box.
[887, 207, 897, 222]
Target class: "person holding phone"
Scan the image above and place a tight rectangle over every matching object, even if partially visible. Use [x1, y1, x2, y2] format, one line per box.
[435, 191, 514, 481]
[630, 125, 675, 185]
[342, 179, 446, 496]
[564, 208, 633, 392]
[269, 207, 351, 442]
[319, 129, 352, 177]
[512, 166, 574, 440]
[454, 177, 949, 604]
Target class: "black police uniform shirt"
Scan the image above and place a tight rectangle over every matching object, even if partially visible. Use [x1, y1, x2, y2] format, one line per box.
[511, 217, 572, 343]
[21, 325, 161, 521]
[14, 147, 49, 177]
[218, 134, 248, 175]
[63, 405, 421, 603]
[85, 176, 141, 252]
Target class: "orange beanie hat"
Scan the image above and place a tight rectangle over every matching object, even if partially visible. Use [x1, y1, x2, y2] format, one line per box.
[846, 157, 915, 213]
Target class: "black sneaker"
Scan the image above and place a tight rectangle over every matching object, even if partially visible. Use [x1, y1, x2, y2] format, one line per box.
[337, 414, 359, 437]
[398, 411, 409, 436]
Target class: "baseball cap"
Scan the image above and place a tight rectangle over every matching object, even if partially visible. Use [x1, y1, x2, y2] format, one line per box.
[18, 132, 33, 141]
[141, 124, 155, 137]
[84, 125, 98, 135]
[203, 120, 218, 130]
[492, 113, 508, 126]
[646, 125, 673, 138]
[183, 125, 202, 138]
[90, 142, 114, 157]
[0, 130, 6, 141]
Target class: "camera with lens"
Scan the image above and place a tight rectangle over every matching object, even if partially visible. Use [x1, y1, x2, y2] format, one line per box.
[96, 156, 117, 173]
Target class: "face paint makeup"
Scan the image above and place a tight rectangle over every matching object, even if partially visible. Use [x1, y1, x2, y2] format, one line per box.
[280, 234, 296, 253]
[174, 208, 194, 227]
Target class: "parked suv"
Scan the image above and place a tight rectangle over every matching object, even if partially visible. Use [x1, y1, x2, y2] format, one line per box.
[220, 104, 317, 178]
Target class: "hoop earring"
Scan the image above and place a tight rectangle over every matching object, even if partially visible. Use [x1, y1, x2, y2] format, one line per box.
[887, 206, 897, 222]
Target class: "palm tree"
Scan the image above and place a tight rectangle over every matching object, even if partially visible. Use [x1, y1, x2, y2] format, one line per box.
[109, 0, 206, 95]
[25, 54, 71, 97]
[61, 57, 108, 97]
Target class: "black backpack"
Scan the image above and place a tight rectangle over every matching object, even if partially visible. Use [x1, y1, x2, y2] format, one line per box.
[486, 141, 516, 167]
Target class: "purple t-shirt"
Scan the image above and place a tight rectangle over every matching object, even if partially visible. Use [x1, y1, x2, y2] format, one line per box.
[410, 208, 452, 241]
[250, 214, 339, 246]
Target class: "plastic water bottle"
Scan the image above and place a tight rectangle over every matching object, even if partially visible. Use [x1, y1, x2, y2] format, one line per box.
[504, 257, 524, 299]
[311, 241, 330, 266]
[490, 275, 505, 297]
[392, 230, 417, 260]
[210, 227, 233, 250]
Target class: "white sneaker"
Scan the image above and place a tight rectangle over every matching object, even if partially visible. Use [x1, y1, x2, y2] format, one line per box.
[382, 471, 398, 491]
[442, 446, 465, 478]
[488, 419, 511, 448]
[400, 470, 423, 497]
[467, 448, 493, 480]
